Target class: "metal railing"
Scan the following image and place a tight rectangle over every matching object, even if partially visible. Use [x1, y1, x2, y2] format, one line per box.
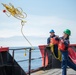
[9, 47, 33, 75]
[9, 46, 52, 75]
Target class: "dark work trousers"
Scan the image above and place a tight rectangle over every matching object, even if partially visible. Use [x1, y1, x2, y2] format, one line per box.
[61, 50, 68, 75]
[67, 57, 76, 70]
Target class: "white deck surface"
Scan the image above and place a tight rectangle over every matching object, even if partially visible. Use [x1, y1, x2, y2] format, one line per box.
[31, 68, 76, 75]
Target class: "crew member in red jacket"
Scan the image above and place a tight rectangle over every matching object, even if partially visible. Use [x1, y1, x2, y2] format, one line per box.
[58, 29, 71, 75]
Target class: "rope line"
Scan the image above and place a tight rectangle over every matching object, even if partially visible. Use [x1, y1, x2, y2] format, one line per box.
[21, 25, 34, 49]
[2, 3, 34, 49]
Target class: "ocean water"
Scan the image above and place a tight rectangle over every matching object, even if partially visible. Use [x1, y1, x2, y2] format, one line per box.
[9, 47, 42, 72]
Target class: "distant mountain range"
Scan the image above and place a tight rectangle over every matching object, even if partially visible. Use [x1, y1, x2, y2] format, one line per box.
[0, 36, 47, 47]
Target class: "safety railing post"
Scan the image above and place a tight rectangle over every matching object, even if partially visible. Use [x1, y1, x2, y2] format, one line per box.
[12, 50, 15, 75]
[28, 48, 31, 75]
[12, 50, 14, 63]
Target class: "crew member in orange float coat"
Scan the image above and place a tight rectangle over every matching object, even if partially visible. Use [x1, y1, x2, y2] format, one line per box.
[59, 29, 71, 75]
[48, 30, 59, 58]
[47, 29, 59, 67]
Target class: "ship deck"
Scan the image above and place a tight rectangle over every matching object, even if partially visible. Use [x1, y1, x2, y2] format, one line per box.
[31, 68, 76, 75]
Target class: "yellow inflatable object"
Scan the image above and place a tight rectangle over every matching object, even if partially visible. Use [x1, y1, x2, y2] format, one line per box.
[24, 53, 26, 56]
[2, 3, 34, 56]
[2, 3, 27, 25]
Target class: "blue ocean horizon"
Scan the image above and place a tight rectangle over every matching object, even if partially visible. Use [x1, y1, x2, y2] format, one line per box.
[9, 46, 42, 72]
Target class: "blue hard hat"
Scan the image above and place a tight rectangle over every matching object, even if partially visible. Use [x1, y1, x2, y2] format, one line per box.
[49, 29, 55, 33]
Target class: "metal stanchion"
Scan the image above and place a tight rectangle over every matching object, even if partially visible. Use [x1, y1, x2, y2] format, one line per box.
[12, 50, 15, 75]
[28, 48, 31, 75]
[12, 50, 14, 62]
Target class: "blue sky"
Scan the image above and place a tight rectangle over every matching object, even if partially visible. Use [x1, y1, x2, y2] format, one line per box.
[0, 0, 76, 47]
